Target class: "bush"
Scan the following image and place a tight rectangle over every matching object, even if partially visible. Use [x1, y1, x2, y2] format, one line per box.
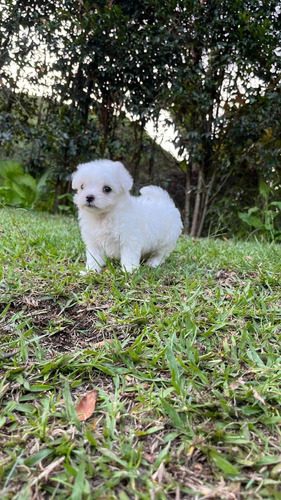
[0, 160, 49, 208]
[238, 181, 281, 241]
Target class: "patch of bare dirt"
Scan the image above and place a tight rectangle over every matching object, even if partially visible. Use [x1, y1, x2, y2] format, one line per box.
[0, 294, 137, 355]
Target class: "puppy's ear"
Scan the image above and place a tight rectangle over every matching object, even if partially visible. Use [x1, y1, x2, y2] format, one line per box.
[72, 168, 80, 190]
[115, 161, 133, 192]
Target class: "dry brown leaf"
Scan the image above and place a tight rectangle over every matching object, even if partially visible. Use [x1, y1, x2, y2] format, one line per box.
[76, 390, 98, 421]
[253, 389, 266, 405]
[92, 339, 113, 348]
[143, 452, 158, 464]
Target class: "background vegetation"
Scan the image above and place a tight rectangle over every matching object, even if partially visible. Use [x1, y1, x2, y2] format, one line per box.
[0, 0, 281, 236]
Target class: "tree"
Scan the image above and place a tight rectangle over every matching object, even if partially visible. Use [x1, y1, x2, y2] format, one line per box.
[1, 0, 280, 231]
[154, 0, 281, 235]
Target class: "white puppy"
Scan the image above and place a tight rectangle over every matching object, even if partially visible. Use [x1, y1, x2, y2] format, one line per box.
[72, 159, 182, 273]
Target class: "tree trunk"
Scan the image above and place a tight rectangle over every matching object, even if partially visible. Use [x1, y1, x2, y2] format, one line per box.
[183, 162, 191, 235]
[99, 93, 113, 157]
[132, 120, 144, 185]
[190, 167, 204, 237]
[148, 137, 156, 181]
[197, 167, 217, 237]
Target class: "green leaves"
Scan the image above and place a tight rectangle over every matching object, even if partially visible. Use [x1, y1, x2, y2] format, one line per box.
[24, 449, 53, 467]
[161, 398, 187, 434]
[238, 181, 281, 241]
[166, 345, 182, 395]
[0, 161, 49, 209]
[209, 449, 240, 477]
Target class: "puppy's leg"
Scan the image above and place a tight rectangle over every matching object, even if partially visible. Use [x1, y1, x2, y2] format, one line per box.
[120, 246, 141, 273]
[145, 245, 174, 268]
[85, 247, 105, 273]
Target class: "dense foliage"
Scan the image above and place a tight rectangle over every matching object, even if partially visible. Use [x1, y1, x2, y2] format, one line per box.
[0, 0, 280, 237]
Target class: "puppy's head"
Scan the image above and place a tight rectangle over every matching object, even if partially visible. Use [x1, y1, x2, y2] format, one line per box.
[72, 159, 133, 213]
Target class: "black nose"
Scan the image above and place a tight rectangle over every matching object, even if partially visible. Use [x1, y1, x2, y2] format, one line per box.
[86, 195, 95, 204]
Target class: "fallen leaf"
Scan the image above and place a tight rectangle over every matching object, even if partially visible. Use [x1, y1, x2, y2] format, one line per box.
[76, 390, 98, 421]
[143, 452, 158, 463]
[229, 378, 245, 390]
[92, 339, 113, 348]
[253, 389, 266, 405]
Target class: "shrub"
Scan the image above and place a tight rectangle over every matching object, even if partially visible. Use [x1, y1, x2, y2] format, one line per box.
[0, 160, 49, 208]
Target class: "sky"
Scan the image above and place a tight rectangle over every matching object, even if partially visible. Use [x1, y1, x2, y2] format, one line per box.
[145, 112, 183, 162]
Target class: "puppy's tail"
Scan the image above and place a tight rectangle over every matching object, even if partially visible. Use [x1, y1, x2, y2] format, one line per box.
[140, 185, 173, 203]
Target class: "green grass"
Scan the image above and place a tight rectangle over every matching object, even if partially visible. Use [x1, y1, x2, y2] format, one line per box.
[1, 207, 281, 499]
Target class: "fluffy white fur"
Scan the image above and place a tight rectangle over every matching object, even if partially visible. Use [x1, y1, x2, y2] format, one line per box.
[72, 159, 183, 273]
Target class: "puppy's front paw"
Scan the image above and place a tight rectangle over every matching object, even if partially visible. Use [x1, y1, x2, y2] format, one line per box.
[122, 263, 139, 273]
[121, 251, 141, 273]
[145, 257, 162, 268]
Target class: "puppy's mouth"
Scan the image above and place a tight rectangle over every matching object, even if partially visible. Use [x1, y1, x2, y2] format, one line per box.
[84, 196, 98, 209]
[85, 202, 96, 208]
[83, 197, 113, 213]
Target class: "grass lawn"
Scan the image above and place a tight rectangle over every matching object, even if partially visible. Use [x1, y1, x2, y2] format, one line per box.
[1, 207, 281, 499]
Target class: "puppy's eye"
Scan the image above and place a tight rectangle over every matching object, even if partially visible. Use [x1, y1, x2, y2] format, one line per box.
[80, 184, 84, 190]
[103, 186, 112, 193]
